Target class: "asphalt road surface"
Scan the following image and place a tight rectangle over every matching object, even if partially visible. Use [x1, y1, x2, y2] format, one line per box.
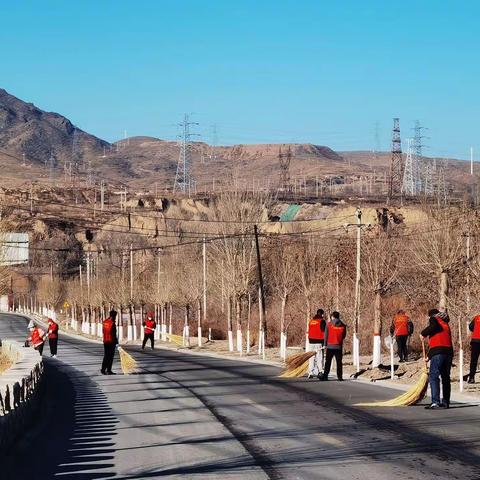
[1, 312, 480, 480]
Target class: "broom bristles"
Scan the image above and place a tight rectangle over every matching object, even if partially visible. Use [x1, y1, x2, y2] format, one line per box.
[354, 367, 429, 407]
[118, 346, 138, 374]
[279, 351, 316, 378]
[165, 333, 184, 346]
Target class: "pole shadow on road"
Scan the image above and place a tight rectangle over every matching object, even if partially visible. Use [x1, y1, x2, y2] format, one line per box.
[4, 360, 118, 480]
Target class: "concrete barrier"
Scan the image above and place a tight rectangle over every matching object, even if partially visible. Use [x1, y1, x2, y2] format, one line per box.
[0, 340, 44, 451]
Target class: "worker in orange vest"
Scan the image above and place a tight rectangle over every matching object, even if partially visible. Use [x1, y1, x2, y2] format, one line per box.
[47, 318, 59, 358]
[468, 314, 480, 384]
[101, 310, 118, 375]
[27, 324, 46, 356]
[390, 310, 414, 362]
[142, 312, 157, 350]
[319, 311, 346, 381]
[421, 309, 453, 409]
[307, 309, 326, 378]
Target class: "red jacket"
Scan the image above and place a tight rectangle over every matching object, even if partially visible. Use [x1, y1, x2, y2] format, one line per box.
[103, 318, 117, 344]
[48, 321, 59, 339]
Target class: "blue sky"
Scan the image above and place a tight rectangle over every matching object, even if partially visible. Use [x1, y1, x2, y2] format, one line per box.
[1, 0, 479, 159]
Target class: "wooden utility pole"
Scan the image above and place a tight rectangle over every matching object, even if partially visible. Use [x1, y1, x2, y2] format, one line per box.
[345, 207, 369, 372]
[254, 225, 267, 344]
[130, 243, 134, 301]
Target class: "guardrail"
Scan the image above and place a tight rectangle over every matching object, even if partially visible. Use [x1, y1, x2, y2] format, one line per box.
[0, 340, 44, 451]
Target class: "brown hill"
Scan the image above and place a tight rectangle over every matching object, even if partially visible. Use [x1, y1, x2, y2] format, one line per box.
[0, 88, 109, 171]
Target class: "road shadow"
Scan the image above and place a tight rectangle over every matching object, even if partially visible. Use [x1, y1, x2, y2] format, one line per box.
[3, 360, 118, 480]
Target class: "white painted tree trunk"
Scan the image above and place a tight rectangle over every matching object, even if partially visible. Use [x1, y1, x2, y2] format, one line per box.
[372, 335, 381, 368]
[246, 330, 251, 354]
[228, 330, 234, 352]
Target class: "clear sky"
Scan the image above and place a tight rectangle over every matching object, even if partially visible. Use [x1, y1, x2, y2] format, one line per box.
[1, 0, 479, 159]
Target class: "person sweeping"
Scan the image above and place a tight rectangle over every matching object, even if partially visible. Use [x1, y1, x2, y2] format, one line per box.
[468, 313, 480, 384]
[307, 309, 326, 378]
[421, 308, 453, 409]
[101, 310, 118, 375]
[390, 310, 413, 362]
[142, 311, 157, 350]
[27, 324, 46, 356]
[319, 311, 346, 382]
[47, 317, 59, 358]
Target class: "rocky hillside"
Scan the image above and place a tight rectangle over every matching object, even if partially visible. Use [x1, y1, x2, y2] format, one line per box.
[0, 88, 109, 169]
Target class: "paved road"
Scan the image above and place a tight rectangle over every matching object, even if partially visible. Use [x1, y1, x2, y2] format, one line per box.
[1, 312, 480, 480]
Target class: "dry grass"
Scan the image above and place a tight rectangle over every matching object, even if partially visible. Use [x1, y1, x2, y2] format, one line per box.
[0, 353, 13, 374]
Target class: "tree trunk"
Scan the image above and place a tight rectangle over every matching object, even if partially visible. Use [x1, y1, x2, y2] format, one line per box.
[439, 271, 448, 310]
[373, 289, 382, 336]
[372, 289, 382, 368]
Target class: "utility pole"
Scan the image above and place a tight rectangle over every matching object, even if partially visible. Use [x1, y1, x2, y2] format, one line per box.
[202, 236, 207, 327]
[130, 243, 134, 301]
[30, 183, 33, 214]
[254, 225, 267, 346]
[173, 114, 199, 194]
[345, 208, 370, 372]
[86, 251, 91, 302]
[100, 180, 105, 210]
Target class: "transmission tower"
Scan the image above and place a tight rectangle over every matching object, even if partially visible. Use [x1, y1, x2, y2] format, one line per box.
[412, 120, 428, 192]
[278, 145, 292, 191]
[173, 114, 199, 194]
[387, 118, 403, 201]
[402, 138, 415, 195]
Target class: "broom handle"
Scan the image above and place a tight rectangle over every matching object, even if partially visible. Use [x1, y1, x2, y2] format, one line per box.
[420, 336, 427, 366]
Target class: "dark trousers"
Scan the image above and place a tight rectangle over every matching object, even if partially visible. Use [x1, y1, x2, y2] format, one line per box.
[429, 353, 452, 405]
[469, 343, 480, 380]
[396, 335, 409, 361]
[323, 348, 343, 380]
[49, 338, 58, 355]
[35, 343, 44, 356]
[142, 332, 155, 349]
[101, 343, 116, 373]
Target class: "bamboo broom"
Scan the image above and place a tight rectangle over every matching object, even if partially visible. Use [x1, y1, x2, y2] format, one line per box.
[279, 351, 316, 378]
[165, 333, 184, 346]
[118, 346, 138, 374]
[354, 337, 429, 407]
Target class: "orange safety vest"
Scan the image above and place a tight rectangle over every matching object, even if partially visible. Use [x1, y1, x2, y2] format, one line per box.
[103, 318, 115, 343]
[144, 319, 156, 334]
[429, 316, 452, 349]
[472, 315, 480, 340]
[30, 327, 45, 348]
[326, 323, 346, 346]
[394, 314, 410, 336]
[308, 317, 324, 341]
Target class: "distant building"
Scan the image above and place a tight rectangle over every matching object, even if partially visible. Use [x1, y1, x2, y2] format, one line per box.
[0, 233, 29, 266]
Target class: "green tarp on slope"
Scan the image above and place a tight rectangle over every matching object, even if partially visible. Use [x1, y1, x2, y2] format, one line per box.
[279, 204, 301, 222]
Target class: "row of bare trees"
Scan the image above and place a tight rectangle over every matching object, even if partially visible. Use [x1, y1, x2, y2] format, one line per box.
[10, 192, 480, 362]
